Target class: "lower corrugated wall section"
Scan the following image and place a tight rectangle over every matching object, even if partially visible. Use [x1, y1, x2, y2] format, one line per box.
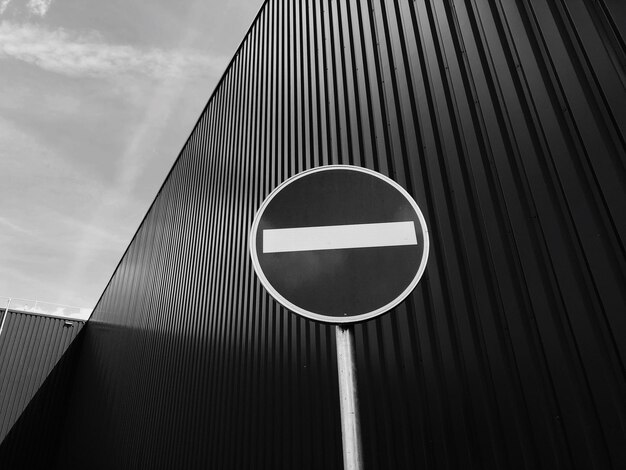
[48, 0, 626, 468]
[0, 328, 85, 470]
[0, 311, 84, 442]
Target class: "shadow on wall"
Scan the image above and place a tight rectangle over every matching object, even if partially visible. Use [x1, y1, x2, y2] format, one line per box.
[0, 331, 85, 470]
[50, 315, 343, 470]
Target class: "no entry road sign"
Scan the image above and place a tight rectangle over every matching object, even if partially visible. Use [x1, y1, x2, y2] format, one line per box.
[250, 165, 429, 323]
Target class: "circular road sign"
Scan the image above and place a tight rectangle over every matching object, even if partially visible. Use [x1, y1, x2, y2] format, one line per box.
[249, 165, 429, 323]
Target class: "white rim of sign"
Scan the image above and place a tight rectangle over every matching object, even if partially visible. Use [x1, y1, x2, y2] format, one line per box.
[249, 165, 430, 324]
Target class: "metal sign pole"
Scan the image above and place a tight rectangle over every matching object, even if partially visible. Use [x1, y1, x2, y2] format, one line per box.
[335, 324, 363, 470]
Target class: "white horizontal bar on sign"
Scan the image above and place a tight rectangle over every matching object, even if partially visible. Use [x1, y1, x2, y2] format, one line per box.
[263, 221, 417, 253]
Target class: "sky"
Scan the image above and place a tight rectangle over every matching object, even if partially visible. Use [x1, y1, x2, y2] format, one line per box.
[0, 0, 263, 317]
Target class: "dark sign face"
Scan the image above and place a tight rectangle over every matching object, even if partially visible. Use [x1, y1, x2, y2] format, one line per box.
[250, 166, 429, 323]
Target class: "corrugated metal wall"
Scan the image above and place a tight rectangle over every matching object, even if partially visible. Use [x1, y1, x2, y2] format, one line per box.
[0, 311, 83, 442]
[0, 327, 84, 469]
[56, 0, 624, 468]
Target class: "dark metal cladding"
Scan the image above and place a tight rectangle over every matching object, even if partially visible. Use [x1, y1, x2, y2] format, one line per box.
[0, 311, 84, 442]
[28, 0, 626, 468]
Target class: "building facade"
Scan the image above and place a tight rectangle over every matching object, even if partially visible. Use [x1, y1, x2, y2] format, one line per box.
[1, 0, 624, 468]
[0, 309, 83, 444]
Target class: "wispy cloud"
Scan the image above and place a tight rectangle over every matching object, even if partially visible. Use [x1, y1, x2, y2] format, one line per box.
[27, 0, 52, 16]
[0, 0, 11, 15]
[0, 0, 54, 16]
[0, 216, 36, 238]
[0, 21, 227, 78]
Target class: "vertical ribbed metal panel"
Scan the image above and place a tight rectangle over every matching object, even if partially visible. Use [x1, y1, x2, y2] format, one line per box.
[55, 0, 625, 469]
[0, 311, 83, 442]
